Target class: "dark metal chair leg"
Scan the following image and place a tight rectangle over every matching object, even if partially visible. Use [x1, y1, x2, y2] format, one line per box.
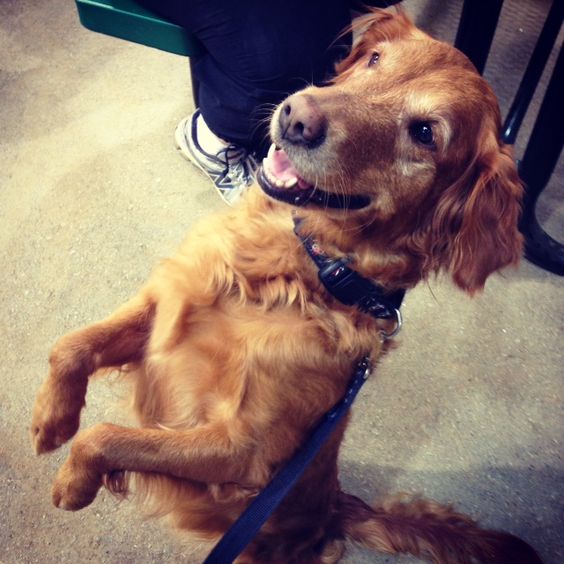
[455, 0, 563, 276]
[454, 0, 504, 74]
[518, 43, 564, 276]
[502, 0, 564, 144]
[189, 57, 200, 108]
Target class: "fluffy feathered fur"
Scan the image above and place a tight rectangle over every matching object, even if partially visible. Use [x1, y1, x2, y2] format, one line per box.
[31, 9, 539, 563]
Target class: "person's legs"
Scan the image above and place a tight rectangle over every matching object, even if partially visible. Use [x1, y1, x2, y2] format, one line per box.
[137, 0, 352, 203]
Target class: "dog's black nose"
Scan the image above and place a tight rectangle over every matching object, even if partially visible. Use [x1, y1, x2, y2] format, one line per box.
[279, 94, 327, 147]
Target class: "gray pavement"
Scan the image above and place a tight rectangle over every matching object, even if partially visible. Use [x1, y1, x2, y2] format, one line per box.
[1, 0, 562, 562]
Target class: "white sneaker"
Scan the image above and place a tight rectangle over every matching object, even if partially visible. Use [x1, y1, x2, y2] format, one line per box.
[175, 110, 257, 205]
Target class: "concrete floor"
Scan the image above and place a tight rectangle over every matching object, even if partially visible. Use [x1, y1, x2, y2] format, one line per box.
[1, 0, 562, 562]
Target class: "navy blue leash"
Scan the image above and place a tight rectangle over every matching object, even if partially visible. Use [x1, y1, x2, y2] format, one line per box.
[203, 356, 372, 564]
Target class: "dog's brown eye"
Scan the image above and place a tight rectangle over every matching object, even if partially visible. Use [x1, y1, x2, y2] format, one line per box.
[368, 52, 380, 67]
[409, 121, 434, 146]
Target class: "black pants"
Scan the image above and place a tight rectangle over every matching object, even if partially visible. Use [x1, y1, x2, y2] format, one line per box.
[138, 0, 352, 152]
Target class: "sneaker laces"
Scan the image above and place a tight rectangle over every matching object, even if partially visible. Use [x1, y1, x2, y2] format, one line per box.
[216, 145, 258, 187]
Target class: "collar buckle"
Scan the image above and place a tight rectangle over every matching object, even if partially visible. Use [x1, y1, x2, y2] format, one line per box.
[358, 294, 394, 318]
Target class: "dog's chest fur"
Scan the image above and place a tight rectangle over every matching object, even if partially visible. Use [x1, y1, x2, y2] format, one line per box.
[128, 191, 383, 478]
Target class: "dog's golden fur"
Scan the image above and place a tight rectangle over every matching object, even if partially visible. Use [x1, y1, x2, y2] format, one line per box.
[31, 10, 540, 563]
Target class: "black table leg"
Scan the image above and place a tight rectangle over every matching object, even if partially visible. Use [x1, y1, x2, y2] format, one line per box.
[454, 0, 504, 74]
[518, 43, 564, 276]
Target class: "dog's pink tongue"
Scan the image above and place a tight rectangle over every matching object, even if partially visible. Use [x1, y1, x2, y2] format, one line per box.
[266, 146, 312, 189]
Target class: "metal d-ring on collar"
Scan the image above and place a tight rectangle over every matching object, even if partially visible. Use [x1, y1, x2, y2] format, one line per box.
[293, 217, 405, 339]
[381, 308, 403, 339]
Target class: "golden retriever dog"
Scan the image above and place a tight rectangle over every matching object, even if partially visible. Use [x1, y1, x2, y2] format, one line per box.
[31, 9, 541, 564]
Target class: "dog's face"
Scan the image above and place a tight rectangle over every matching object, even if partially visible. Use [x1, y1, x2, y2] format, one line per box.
[258, 10, 523, 293]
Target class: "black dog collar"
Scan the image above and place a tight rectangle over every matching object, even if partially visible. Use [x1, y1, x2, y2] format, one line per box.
[293, 218, 405, 336]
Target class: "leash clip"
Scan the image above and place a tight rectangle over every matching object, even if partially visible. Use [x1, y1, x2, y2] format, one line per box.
[357, 355, 371, 376]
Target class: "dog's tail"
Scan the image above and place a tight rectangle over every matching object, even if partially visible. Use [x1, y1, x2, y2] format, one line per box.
[340, 492, 542, 564]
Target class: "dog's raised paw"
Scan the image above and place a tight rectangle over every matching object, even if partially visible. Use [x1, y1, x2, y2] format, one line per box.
[30, 380, 82, 454]
[31, 407, 80, 454]
[31, 423, 66, 455]
[52, 459, 101, 511]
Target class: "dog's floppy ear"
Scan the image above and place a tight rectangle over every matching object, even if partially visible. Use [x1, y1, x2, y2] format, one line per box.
[430, 134, 523, 294]
[335, 9, 415, 75]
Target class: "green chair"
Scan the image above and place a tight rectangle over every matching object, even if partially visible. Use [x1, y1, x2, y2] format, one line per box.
[75, 0, 204, 105]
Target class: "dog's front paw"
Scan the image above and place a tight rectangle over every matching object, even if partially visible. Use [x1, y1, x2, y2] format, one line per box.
[52, 458, 102, 511]
[31, 378, 84, 454]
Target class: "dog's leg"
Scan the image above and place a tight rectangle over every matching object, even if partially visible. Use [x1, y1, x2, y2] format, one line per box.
[31, 292, 154, 454]
[51, 422, 253, 510]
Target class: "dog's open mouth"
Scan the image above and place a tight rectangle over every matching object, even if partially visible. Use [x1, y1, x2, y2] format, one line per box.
[258, 145, 371, 210]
